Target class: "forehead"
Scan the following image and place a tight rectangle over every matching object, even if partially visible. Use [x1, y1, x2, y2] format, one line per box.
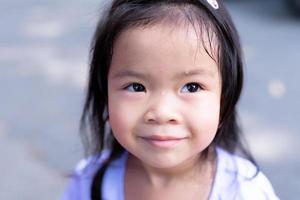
[116, 21, 218, 56]
[110, 23, 220, 78]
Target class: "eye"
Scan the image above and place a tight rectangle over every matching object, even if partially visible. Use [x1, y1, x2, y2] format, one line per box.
[125, 83, 146, 92]
[181, 83, 201, 93]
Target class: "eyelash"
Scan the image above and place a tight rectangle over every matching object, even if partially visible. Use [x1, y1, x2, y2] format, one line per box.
[124, 83, 146, 92]
[124, 82, 202, 93]
[181, 82, 202, 93]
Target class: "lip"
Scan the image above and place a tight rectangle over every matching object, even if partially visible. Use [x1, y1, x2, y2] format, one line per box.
[140, 135, 186, 148]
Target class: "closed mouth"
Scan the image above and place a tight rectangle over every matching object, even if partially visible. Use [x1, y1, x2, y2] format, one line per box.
[140, 135, 186, 148]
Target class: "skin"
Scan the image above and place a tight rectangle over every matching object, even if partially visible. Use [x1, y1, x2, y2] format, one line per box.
[107, 23, 221, 199]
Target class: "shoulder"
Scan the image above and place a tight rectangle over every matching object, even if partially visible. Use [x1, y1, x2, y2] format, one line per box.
[212, 148, 279, 200]
[60, 150, 110, 200]
[74, 150, 110, 176]
[216, 147, 257, 179]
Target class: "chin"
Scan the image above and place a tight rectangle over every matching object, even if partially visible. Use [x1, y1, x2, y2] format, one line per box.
[140, 153, 199, 170]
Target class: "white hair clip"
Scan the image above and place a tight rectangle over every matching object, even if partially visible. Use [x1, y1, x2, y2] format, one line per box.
[207, 0, 219, 9]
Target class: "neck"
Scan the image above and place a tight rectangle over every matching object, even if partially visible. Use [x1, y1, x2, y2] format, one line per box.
[127, 151, 216, 188]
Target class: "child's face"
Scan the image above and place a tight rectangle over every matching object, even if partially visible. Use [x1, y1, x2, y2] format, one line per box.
[108, 23, 221, 169]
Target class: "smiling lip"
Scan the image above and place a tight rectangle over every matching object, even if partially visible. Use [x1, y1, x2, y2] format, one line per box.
[141, 135, 186, 148]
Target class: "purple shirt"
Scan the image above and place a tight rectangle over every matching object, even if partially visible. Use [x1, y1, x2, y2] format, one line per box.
[61, 148, 279, 200]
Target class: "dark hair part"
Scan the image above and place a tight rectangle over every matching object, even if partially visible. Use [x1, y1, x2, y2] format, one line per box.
[80, 0, 257, 199]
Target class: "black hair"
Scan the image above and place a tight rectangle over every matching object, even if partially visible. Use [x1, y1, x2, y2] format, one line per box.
[80, 0, 257, 199]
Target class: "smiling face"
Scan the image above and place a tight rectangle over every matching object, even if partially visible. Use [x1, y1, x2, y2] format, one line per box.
[108, 23, 221, 169]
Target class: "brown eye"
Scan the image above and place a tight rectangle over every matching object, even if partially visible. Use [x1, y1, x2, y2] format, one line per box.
[126, 83, 146, 92]
[181, 83, 201, 93]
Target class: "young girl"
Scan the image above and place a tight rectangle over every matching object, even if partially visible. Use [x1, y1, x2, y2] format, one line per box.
[62, 0, 279, 199]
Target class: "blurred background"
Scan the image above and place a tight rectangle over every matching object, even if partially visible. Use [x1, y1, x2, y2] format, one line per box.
[0, 0, 299, 199]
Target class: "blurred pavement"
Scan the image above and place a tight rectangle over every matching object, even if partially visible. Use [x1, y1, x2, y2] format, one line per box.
[0, 0, 299, 199]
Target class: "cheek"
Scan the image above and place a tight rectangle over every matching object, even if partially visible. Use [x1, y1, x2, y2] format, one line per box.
[108, 99, 129, 137]
[108, 94, 143, 140]
[188, 96, 220, 142]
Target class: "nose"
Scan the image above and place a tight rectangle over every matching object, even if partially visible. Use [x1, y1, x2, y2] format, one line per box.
[143, 91, 181, 125]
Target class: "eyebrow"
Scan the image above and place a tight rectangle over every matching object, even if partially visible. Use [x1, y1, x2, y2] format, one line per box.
[111, 68, 215, 80]
[174, 68, 215, 79]
[111, 69, 149, 79]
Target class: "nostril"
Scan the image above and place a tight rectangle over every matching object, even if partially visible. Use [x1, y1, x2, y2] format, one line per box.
[169, 119, 177, 124]
[147, 118, 156, 123]
[143, 97, 180, 124]
[144, 110, 179, 125]
[144, 111, 156, 123]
